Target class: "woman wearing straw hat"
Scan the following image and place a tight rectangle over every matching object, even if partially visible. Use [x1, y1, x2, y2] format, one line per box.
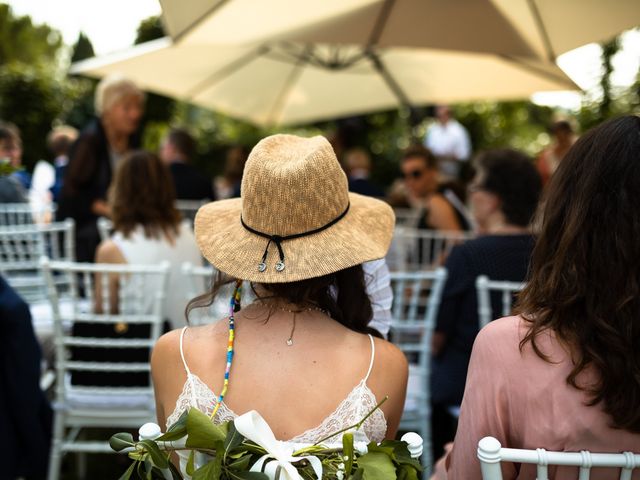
[151, 134, 408, 449]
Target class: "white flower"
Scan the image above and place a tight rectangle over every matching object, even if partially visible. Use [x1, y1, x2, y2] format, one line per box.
[354, 442, 368, 455]
[338, 463, 345, 471]
[336, 471, 344, 480]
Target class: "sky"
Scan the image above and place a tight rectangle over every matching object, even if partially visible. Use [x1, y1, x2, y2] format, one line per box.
[3, 0, 639, 111]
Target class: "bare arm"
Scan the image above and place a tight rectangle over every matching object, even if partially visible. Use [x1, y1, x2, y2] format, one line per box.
[94, 239, 126, 314]
[427, 194, 462, 232]
[371, 339, 409, 440]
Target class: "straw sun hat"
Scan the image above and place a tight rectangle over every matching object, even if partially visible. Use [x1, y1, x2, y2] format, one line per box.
[194, 134, 395, 283]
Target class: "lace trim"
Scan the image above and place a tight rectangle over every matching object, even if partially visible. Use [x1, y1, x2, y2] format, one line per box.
[166, 374, 387, 444]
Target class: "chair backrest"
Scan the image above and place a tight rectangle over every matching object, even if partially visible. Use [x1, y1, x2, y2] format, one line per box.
[0, 202, 57, 226]
[0, 219, 75, 302]
[477, 436, 640, 480]
[475, 275, 526, 330]
[41, 258, 170, 403]
[97, 216, 113, 242]
[389, 268, 448, 476]
[388, 227, 475, 271]
[393, 208, 422, 227]
[175, 199, 207, 222]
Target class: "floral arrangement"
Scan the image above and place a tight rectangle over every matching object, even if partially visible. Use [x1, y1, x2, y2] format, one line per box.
[110, 402, 423, 480]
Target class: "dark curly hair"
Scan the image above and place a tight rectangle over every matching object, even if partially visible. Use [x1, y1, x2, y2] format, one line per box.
[516, 115, 640, 432]
[109, 150, 181, 239]
[473, 149, 542, 226]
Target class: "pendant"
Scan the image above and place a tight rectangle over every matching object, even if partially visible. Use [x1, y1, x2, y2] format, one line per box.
[258, 262, 267, 272]
[275, 261, 285, 272]
[286, 339, 293, 346]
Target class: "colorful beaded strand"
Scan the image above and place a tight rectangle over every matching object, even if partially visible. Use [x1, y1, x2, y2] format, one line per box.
[210, 279, 242, 419]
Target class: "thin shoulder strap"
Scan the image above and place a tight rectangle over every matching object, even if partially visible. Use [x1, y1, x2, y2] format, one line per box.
[179, 326, 192, 376]
[364, 334, 375, 382]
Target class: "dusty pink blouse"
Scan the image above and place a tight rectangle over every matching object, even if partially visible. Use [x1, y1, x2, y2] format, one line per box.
[442, 316, 640, 479]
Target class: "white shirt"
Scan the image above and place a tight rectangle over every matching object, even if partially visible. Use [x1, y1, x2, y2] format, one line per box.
[112, 221, 202, 328]
[425, 119, 471, 161]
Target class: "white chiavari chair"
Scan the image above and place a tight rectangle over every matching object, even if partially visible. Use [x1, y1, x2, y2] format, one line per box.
[388, 226, 474, 272]
[41, 258, 170, 480]
[390, 268, 448, 477]
[477, 436, 640, 480]
[0, 202, 56, 225]
[475, 275, 526, 330]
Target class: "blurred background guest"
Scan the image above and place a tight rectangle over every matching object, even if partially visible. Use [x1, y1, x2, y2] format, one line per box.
[159, 127, 214, 201]
[0, 121, 30, 191]
[47, 125, 78, 203]
[424, 105, 471, 181]
[95, 150, 201, 329]
[401, 145, 470, 232]
[215, 145, 248, 199]
[441, 114, 640, 480]
[537, 119, 577, 185]
[57, 75, 144, 262]
[430, 149, 542, 460]
[0, 275, 52, 479]
[344, 147, 385, 198]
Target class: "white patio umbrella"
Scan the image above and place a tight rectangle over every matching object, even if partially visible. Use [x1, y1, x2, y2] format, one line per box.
[159, 0, 640, 62]
[71, 36, 575, 127]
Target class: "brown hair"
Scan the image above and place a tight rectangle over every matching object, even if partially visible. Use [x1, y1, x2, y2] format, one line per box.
[187, 265, 382, 338]
[516, 115, 640, 432]
[109, 150, 181, 239]
[401, 144, 437, 169]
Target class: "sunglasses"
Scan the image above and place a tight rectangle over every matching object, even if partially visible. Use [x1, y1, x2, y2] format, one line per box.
[402, 169, 425, 180]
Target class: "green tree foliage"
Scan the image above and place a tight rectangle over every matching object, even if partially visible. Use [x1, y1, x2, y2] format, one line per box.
[134, 14, 175, 141]
[0, 64, 65, 168]
[70, 32, 95, 63]
[0, 4, 62, 66]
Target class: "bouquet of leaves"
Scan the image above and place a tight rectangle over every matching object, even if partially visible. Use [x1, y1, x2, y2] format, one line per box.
[110, 400, 423, 480]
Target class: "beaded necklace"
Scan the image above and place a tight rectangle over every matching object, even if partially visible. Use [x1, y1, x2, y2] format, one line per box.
[210, 279, 242, 419]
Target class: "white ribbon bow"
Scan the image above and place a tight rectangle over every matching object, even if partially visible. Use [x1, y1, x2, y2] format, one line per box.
[234, 411, 323, 480]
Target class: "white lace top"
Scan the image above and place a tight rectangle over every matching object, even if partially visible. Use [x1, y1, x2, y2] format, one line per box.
[166, 327, 388, 444]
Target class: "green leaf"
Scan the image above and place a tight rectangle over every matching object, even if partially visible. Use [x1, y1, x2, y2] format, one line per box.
[379, 441, 422, 470]
[192, 447, 222, 480]
[118, 461, 136, 480]
[366, 442, 395, 459]
[357, 452, 396, 480]
[351, 468, 364, 480]
[224, 422, 245, 457]
[228, 454, 252, 471]
[343, 432, 354, 478]
[158, 411, 189, 441]
[186, 450, 196, 476]
[139, 439, 169, 469]
[186, 408, 227, 449]
[110, 432, 134, 452]
[398, 464, 419, 480]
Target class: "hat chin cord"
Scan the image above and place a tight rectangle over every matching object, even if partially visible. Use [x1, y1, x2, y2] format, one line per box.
[240, 202, 350, 273]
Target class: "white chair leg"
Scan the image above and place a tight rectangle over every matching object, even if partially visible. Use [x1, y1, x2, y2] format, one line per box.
[47, 411, 66, 480]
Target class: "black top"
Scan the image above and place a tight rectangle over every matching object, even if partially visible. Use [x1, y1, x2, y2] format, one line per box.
[431, 234, 535, 406]
[348, 177, 385, 198]
[169, 162, 215, 201]
[0, 276, 52, 478]
[57, 118, 141, 262]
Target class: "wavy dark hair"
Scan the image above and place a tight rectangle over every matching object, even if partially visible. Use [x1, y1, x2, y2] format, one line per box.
[109, 150, 181, 239]
[474, 149, 542, 227]
[187, 265, 381, 338]
[516, 115, 640, 432]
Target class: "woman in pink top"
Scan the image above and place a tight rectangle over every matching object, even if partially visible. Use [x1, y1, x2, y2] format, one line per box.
[438, 115, 640, 479]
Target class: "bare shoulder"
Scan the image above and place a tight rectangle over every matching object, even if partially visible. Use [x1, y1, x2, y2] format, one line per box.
[429, 193, 454, 211]
[151, 328, 183, 368]
[372, 337, 409, 378]
[95, 239, 126, 264]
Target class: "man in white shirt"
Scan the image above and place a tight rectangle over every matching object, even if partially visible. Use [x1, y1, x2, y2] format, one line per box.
[424, 105, 471, 180]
